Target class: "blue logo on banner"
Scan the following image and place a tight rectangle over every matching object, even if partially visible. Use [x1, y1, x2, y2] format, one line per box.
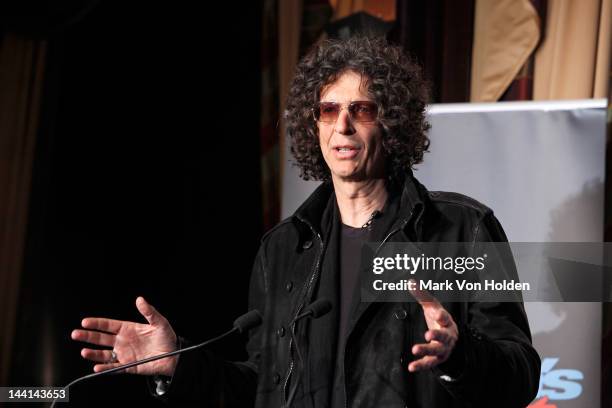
[536, 358, 583, 401]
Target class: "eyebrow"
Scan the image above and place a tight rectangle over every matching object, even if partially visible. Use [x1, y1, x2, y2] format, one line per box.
[318, 100, 374, 103]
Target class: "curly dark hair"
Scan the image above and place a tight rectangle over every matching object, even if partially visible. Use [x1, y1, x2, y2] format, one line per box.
[286, 36, 431, 188]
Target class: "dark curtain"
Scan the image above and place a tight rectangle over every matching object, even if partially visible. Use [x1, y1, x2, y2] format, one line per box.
[260, 0, 280, 231]
[389, 0, 475, 103]
[0, 31, 46, 390]
[5, 1, 263, 407]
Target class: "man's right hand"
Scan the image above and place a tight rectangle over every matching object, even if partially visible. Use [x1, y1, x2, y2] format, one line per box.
[71, 296, 178, 377]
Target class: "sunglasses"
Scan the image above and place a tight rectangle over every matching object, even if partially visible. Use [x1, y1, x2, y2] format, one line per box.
[312, 101, 379, 123]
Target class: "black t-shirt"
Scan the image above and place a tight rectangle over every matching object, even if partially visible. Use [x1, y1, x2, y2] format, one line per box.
[331, 191, 401, 406]
[337, 223, 371, 353]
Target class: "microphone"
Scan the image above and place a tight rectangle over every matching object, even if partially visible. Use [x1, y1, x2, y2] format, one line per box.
[303, 298, 332, 319]
[50, 310, 263, 408]
[233, 309, 264, 333]
[284, 299, 332, 408]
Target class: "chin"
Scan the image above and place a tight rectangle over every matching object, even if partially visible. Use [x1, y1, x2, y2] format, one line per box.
[332, 168, 358, 179]
[334, 164, 360, 175]
[334, 171, 367, 182]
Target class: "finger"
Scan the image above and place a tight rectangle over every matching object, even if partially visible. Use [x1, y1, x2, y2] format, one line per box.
[412, 342, 446, 358]
[71, 329, 115, 347]
[136, 296, 165, 326]
[81, 317, 123, 334]
[81, 348, 114, 363]
[407, 280, 441, 308]
[93, 362, 125, 373]
[408, 355, 440, 372]
[425, 329, 451, 344]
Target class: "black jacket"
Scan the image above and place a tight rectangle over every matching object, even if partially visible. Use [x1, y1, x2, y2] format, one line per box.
[156, 174, 541, 408]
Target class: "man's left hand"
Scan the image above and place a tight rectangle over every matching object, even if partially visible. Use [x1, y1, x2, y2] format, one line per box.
[407, 282, 459, 372]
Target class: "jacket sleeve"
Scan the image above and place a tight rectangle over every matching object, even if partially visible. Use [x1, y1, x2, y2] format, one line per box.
[433, 211, 541, 408]
[148, 243, 268, 407]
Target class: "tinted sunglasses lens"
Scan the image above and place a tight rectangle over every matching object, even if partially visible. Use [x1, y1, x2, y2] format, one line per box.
[316, 102, 340, 122]
[349, 101, 378, 122]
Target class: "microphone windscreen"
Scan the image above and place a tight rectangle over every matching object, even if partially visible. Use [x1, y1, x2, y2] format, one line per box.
[233, 310, 263, 334]
[305, 299, 332, 319]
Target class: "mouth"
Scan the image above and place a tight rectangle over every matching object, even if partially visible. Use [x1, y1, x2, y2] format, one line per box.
[333, 145, 361, 151]
[332, 145, 361, 159]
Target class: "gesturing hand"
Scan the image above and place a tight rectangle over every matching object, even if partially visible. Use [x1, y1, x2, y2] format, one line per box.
[407, 284, 459, 373]
[71, 296, 178, 376]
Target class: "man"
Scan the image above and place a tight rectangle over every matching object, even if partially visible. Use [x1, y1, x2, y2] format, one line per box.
[71, 37, 541, 407]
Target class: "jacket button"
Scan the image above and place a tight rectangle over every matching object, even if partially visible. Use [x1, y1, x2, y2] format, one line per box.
[399, 354, 405, 366]
[272, 373, 281, 384]
[394, 308, 408, 320]
[277, 326, 286, 337]
[285, 281, 293, 292]
[302, 240, 313, 249]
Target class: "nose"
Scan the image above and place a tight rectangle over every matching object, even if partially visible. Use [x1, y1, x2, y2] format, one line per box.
[334, 108, 355, 135]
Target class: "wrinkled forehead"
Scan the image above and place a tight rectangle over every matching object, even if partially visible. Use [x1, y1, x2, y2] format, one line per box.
[318, 69, 372, 101]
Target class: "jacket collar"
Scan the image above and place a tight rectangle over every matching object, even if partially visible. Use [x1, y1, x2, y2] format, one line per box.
[293, 180, 335, 236]
[292, 171, 426, 239]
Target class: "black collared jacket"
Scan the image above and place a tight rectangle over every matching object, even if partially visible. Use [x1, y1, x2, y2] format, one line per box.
[156, 174, 541, 408]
